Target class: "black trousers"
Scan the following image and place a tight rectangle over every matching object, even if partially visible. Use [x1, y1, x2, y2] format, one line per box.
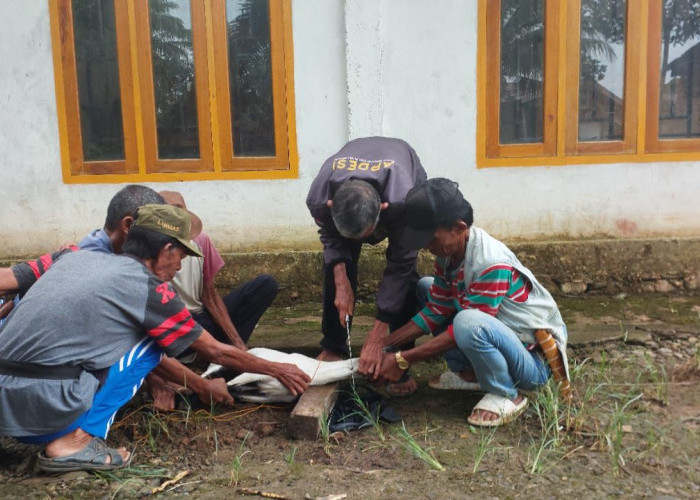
[321, 242, 418, 356]
[193, 274, 278, 345]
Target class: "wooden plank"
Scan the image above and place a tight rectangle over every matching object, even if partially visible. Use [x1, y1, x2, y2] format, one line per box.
[287, 383, 339, 440]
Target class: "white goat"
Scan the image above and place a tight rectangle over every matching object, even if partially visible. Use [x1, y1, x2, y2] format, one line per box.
[201, 347, 359, 403]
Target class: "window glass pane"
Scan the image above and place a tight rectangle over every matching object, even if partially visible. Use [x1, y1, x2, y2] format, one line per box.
[499, 0, 544, 144]
[149, 0, 200, 159]
[658, 0, 700, 139]
[226, 0, 276, 156]
[578, 0, 626, 141]
[72, 0, 125, 161]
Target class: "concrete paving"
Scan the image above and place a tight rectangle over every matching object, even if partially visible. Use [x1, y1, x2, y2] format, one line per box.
[248, 295, 700, 355]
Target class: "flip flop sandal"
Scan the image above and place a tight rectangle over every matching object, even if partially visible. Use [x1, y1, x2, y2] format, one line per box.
[36, 437, 131, 473]
[467, 393, 528, 427]
[428, 371, 483, 391]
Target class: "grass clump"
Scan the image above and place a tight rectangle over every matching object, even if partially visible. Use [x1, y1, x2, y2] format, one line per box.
[392, 421, 444, 471]
[229, 432, 251, 487]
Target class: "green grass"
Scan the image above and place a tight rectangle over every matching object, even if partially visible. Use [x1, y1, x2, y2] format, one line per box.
[472, 426, 497, 474]
[228, 431, 251, 487]
[347, 387, 385, 441]
[392, 421, 445, 471]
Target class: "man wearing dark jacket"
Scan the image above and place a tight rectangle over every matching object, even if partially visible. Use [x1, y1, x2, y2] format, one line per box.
[306, 137, 427, 394]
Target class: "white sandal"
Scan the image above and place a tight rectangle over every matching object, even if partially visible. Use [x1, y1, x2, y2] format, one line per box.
[467, 393, 528, 427]
[428, 371, 482, 391]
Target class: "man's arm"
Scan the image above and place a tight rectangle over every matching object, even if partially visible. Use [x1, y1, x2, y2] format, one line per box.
[190, 330, 311, 396]
[3, 246, 78, 296]
[0, 267, 19, 296]
[382, 320, 425, 348]
[358, 318, 426, 379]
[378, 331, 458, 383]
[357, 319, 389, 379]
[332, 262, 354, 325]
[192, 233, 246, 347]
[146, 282, 307, 397]
[200, 280, 246, 350]
[359, 258, 453, 378]
[152, 356, 234, 406]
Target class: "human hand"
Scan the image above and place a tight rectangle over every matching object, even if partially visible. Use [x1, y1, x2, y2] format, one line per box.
[333, 265, 354, 327]
[148, 373, 176, 411]
[199, 377, 234, 406]
[232, 337, 248, 351]
[378, 351, 405, 383]
[358, 339, 384, 380]
[272, 363, 312, 396]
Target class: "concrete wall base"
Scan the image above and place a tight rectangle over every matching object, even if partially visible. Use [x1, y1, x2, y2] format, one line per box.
[2, 237, 699, 305]
[203, 237, 700, 304]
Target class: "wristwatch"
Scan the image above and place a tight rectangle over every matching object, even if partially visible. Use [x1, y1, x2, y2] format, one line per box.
[395, 351, 410, 370]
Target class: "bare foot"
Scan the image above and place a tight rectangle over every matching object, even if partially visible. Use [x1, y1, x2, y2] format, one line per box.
[44, 428, 129, 463]
[317, 349, 344, 362]
[388, 377, 418, 396]
[469, 394, 524, 423]
[147, 373, 176, 411]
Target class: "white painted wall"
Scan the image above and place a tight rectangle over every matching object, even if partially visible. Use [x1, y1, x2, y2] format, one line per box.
[0, 0, 699, 256]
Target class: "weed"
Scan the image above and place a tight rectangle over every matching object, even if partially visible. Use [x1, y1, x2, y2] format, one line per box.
[641, 353, 668, 405]
[393, 421, 444, 471]
[229, 432, 251, 487]
[144, 412, 171, 452]
[604, 393, 642, 475]
[94, 465, 170, 483]
[285, 445, 297, 465]
[319, 412, 330, 441]
[598, 351, 609, 382]
[173, 389, 194, 427]
[348, 387, 385, 441]
[472, 426, 497, 474]
[619, 320, 628, 343]
[526, 381, 568, 474]
[635, 425, 664, 463]
[567, 358, 603, 432]
[318, 412, 332, 454]
[285, 445, 304, 480]
[93, 465, 171, 498]
[527, 433, 561, 475]
[534, 382, 564, 444]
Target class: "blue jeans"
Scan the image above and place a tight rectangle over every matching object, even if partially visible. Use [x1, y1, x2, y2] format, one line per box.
[417, 277, 550, 400]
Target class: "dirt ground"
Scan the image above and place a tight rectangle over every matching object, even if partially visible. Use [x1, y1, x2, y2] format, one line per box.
[1, 293, 700, 499]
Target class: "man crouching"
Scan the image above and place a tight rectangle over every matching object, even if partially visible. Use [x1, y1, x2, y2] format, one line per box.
[0, 204, 310, 472]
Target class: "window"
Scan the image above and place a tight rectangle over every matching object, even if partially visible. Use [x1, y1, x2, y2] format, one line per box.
[50, 0, 297, 183]
[478, 0, 700, 167]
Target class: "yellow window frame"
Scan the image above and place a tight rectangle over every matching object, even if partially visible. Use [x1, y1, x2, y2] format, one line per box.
[477, 0, 700, 168]
[50, 0, 298, 183]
